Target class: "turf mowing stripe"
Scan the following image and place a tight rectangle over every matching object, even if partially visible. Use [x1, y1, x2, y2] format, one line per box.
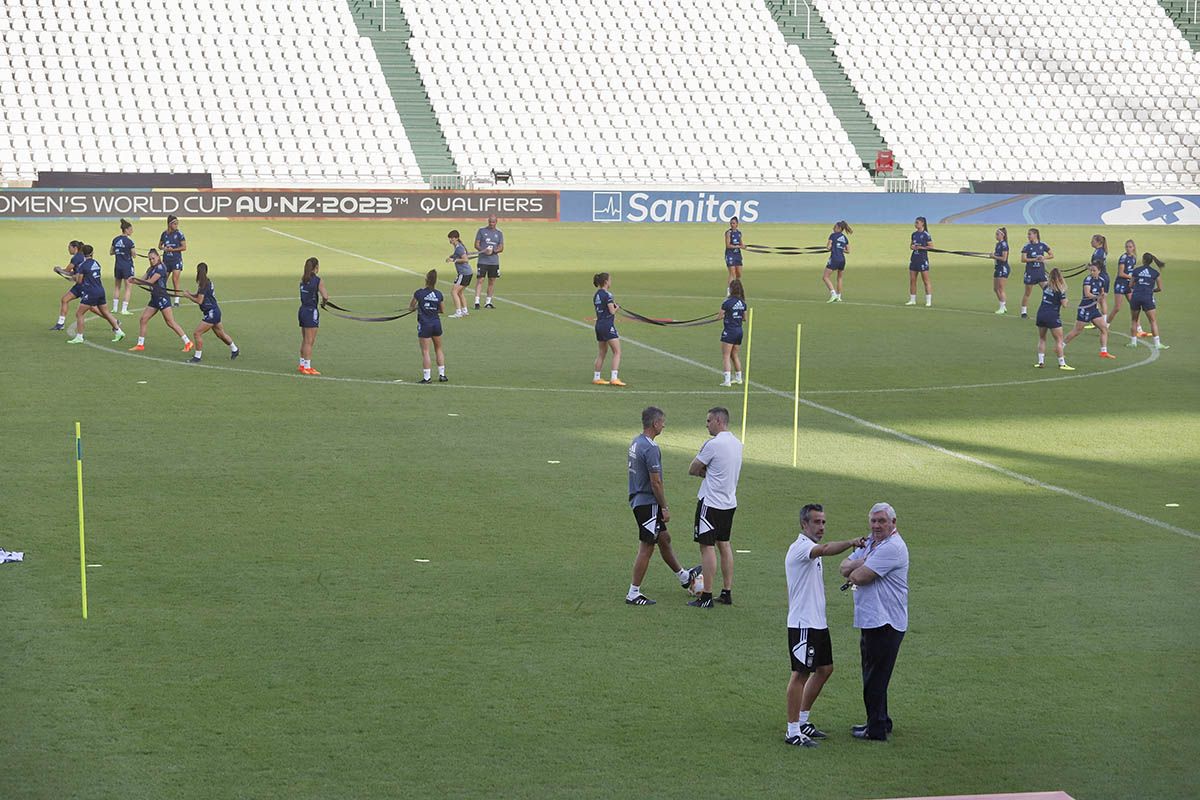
[261, 228, 1198, 542]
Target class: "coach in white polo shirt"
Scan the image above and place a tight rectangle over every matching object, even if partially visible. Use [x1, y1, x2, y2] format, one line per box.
[686, 406, 743, 609]
[839, 502, 909, 742]
[783, 503, 866, 747]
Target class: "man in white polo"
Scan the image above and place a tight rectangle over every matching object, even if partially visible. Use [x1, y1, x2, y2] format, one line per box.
[687, 406, 743, 609]
[839, 502, 909, 742]
[784, 503, 866, 747]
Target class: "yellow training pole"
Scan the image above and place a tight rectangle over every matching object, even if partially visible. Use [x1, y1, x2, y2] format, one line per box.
[740, 307, 753, 442]
[76, 422, 88, 620]
[792, 323, 802, 468]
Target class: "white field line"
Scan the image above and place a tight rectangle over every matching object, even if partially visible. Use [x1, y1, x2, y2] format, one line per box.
[180, 227, 1192, 542]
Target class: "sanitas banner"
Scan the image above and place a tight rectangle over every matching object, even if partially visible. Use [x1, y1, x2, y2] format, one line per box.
[0, 190, 559, 219]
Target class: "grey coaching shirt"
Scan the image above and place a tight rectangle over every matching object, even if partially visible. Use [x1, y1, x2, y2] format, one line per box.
[628, 433, 662, 508]
[851, 531, 909, 631]
[475, 227, 503, 266]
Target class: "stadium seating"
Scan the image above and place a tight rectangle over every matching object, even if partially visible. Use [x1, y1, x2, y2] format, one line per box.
[0, 0, 424, 187]
[403, 0, 877, 189]
[817, 0, 1200, 192]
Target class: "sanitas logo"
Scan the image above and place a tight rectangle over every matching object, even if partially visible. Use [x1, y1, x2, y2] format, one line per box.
[625, 193, 760, 223]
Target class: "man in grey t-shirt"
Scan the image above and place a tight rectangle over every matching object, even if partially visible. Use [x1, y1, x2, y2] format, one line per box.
[473, 215, 504, 310]
[625, 406, 700, 606]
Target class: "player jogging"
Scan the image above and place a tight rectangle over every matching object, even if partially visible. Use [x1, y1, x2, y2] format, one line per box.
[785, 503, 867, 747]
[718, 279, 746, 387]
[158, 214, 187, 305]
[823, 221, 851, 303]
[410, 269, 447, 383]
[51, 239, 87, 330]
[181, 262, 239, 362]
[446, 229, 472, 317]
[298, 257, 329, 375]
[1063, 262, 1115, 359]
[127, 249, 190, 352]
[65, 244, 126, 344]
[625, 406, 701, 606]
[1019, 228, 1052, 318]
[1107, 239, 1146, 337]
[1033, 268, 1073, 371]
[110, 218, 136, 316]
[905, 217, 932, 307]
[592, 272, 625, 386]
[992, 227, 1010, 314]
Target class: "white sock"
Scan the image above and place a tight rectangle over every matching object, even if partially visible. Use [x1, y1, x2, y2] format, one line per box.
[422, 368, 431, 380]
[301, 359, 310, 368]
[1037, 353, 1045, 364]
[57, 315, 66, 325]
[194, 350, 202, 359]
[610, 370, 618, 380]
[1154, 336, 1161, 345]
[627, 583, 640, 600]
[925, 294, 932, 305]
[486, 296, 493, 305]
[676, 568, 689, 582]
[787, 721, 801, 737]
[438, 365, 445, 376]
[735, 371, 743, 382]
[1021, 306, 1028, 314]
[723, 371, 731, 383]
[999, 303, 1006, 310]
[137, 337, 145, 346]
[230, 342, 238, 352]
[121, 303, 128, 312]
[180, 335, 190, 345]
[909, 294, 916, 302]
[1058, 356, 1066, 366]
[1101, 346, 1108, 353]
[836, 292, 842, 299]
[798, 710, 810, 725]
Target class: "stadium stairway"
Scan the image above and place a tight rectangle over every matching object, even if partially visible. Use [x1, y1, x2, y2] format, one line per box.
[1159, 0, 1200, 50]
[763, 0, 901, 181]
[347, 0, 459, 181]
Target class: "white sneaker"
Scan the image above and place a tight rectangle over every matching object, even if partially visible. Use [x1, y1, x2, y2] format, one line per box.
[904, 299, 917, 306]
[732, 376, 743, 384]
[719, 380, 732, 387]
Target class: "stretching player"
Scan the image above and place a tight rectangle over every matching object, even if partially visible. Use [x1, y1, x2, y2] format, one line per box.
[181, 262, 239, 362]
[1085, 234, 1109, 329]
[1033, 268, 1073, 370]
[592, 272, 625, 386]
[992, 227, 1010, 314]
[905, 217, 932, 306]
[110, 218, 136, 315]
[298, 257, 329, 375]
[159, 214, 187, 305]
[66, 244, 125, 344]
[446, 229, 472, 317]
[823, 221, 851, 303]
[1019, 228, 1052, 318]
[411, 269, 447, 383]
[1127, 253, 1169, 351]
[1107, 239, 1146, 337]
[725, 215, 744, 289]
[718, 279, 746, 387]
[1063, 263, 1115, 359]
[128, 249, 190, 352]
[51, 240, 88, 330]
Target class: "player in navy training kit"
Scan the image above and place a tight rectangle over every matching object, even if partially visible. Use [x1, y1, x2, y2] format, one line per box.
[823, 221, 851, 302]
[445, 229, 472, 318]
[1126, 253, 1170, 350]
[906, 217, 933, 306]
[725, 216, 745, 288]
[718, 279, 747, 387]
[1019, 227, 1053, 318]
[128, 249, 191, 352]
[625, 405, 701, 606]
[592, 272, 625, 386]
[992, 227, 1010, 314]
[159, 215, 187, 305]
[411, 269, 447, 383]
[1107, 239, 1146, 337]
[52, 240, 89, 329]
[1033, 268, 1073, 370]
[1063, 262, 1115, 359]
[65, 244, 126, 344]
[110, 218, 136, 316]
[298, 257, 330, 375]
[181, 262, 239, 363]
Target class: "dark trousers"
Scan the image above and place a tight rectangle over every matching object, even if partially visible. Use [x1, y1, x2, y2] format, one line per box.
[860, 624, 905, 739]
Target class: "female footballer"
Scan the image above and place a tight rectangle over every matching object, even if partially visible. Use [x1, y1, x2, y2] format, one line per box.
[411, 269, 447, 383]
[181, 262, 239, 362]
[1033, 268, 1073, 370]
[592, 272, 624, 386]
[718, 279, 747, 386]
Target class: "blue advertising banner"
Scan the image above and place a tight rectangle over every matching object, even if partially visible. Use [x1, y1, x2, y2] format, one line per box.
[565, 191, 1200, 225]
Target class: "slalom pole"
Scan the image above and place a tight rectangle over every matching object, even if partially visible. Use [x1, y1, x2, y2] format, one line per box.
[75, 422, 88, 620]
[740, 308, 753, 443]
[792, 323, 802, 468]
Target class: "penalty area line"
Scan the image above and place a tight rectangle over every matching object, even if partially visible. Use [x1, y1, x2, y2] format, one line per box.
[260, 228, 1198, 542]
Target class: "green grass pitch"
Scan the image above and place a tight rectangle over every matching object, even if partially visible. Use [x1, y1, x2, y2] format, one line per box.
[1, 218, 1198, 800]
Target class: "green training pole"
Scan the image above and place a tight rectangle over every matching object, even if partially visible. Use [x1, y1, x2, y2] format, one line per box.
[76, 422, 88, 620]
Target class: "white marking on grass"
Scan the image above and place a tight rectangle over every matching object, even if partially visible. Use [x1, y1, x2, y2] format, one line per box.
[735, 550, 751, 554]
[258, 230, 1200, 540]
[87, 564, 102, 567]
[137, 380, 147, 384]
[413, 559, 430, 563]
[1166, 503, 1180, 508]
[447, 413, 460, 416]
[547, 460, 561, 464]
